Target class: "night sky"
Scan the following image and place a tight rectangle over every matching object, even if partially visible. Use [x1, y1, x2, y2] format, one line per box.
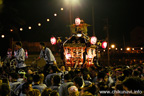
[0, 0, 144, 48]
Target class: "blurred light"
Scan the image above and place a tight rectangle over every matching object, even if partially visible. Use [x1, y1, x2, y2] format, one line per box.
[10, 29, 13, 32]
[109, 48, 111, 50]
[75, 18, 81, 25]
[103, 50, 105, 52]
[38, 23, 41, 26]
[126, 47, 130, 51]
[28, 26, 32, 29]
[111, 44, 115, 49]
[20, 28, 23, 31]
[87, 55, 93, 58]
[115, 48, 118, 50]
[47, 19, 50, 22]
[64, 0, 80, 5]
[1, 35, 5, 38]
[120, 48, 123, 51]
[61, 8, 64, 11]
[140, 47, 143, 50]
[54, 13, 57, 16]
[90, 36, 97, 45]
[66, 53, 71, 59]
[50, 37, 57, 45]
[132, 48, 134, 50]
[76, 33, 82, 37]
[102, 41, 107, 49]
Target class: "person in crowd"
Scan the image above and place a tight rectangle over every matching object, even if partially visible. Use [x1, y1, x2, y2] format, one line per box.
[27, 89, 41, 96]
[45, 65, 62, 87]
[32, 42, 56, 76]
[83, 73, 92, 87]
[133, 70, 140, 77]
[9, 72, 21, 95]
[32, 74, 47, 93]
[81, 48, 87, 68]
[122, 77, 144, 95]
[73, 76, 84, 95]
[39, 72, 45, 84]
[67, 67, 71, 72]
[81, 83, 99, 96]
[60, 66, 68, 84]
[15, 41, 27, 72]
[0, 83, 11, 96]
[68, 86, 79, 96]
[49, 75, 61, 91]
[114, 83, 123, 96]
[81, 91, 94, 96]
[41, 88, 52, 96]
[14, 74, 33, 96]
[21, 82, 33, 96]
[17, 69, 26, 83]
[50, 90, 60, 96]
[59, 73, 74, 96]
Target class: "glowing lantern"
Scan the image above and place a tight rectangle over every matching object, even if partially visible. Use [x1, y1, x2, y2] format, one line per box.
[111, 44, 115, 49]
[54, 13, 57, 16]
[61, 8, 64, 11]
[50, 37, 57, 45]
[25, 50, 28, 59]
[66, 53, 71, 59]
[126, 47, 130, 51]
[102, 41, 107, 48]
[47, 19, 50, 22]
[75, 18, 81, 25]
[90, 36, 97, 45]
[20, 28, 23, 31]
[1, 35, 5, 38]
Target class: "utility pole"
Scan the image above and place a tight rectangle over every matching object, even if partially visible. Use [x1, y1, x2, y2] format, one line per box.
[92, 1, 95, 36]
[106, 18, 110, 65]
[123, 34, 126, 50]
[69, 2, 72, 35]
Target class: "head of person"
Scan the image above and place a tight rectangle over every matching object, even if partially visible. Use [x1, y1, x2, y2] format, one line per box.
[22, 82, 33, 94]
[123, 77, 144, 91]
[51, 75, 61, 86]
[133, 70, 140, 77]
[50, 90, 60, 96]
[15, 41, 22, 49]
[39, 73, 45, 83]
[33, 74, 40, 84]
[64, 73, 72, 82]
[73, 76, 83, 89]
[27, 89, 41, 96]
[24, 74, 33, 84]
[60, 66, 65, 72]
[0, 83, 11, 96]
[9, 72, 19, 82]
[41, 88, 52, 96]
[97, 71, 108, 82]
[85, 83, 98, 95]
[39, 42, 45, 50]
[67, 67, 71, 72]
[68, 86, 79, 96]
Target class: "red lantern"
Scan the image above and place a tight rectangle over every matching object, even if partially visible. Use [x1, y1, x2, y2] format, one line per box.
[102, 41, 107, 48]
[50, 37, 57, 45]
[90, 36, 97, 45]
[25, 49, 28, 59]
[75, 18, 81, 26]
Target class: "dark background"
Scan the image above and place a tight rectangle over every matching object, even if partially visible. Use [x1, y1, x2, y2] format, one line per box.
[0, 0, 144, 58]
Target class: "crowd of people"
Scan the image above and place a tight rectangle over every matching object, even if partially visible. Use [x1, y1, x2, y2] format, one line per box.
[0, 42, 144, 96]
